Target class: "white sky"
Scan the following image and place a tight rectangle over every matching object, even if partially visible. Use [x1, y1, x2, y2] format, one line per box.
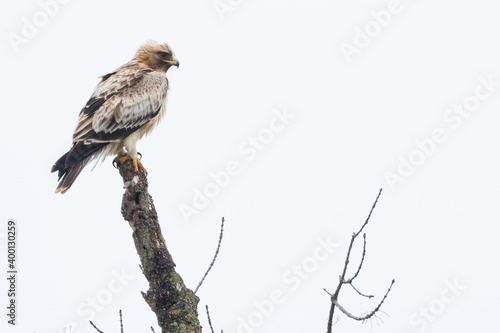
[1, 0, 499, 332]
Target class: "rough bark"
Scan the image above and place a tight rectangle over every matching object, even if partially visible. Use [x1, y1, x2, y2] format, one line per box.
[118, 159, 201, 333]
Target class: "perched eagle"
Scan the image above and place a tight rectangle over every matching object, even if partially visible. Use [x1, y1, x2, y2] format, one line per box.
[51, 41, 179, 194]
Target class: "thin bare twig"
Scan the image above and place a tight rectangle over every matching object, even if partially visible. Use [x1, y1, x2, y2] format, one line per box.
[195, 217, 225, 294]
[206, 305, 216, 333]
[119, 310, 124, 333]
[89, 320, 104, 333]
[150, 327, 156, 333]
[348, 233, 367, 283]
[349, 283, 374, 299]
[354, 188, 382, 238]
[89, 310, 126, 333]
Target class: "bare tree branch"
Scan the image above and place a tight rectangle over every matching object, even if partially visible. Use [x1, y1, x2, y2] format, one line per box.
[349, 283, 374, 299]
[195, 217, 225, 294]
[325, 188, 394, 333]
[347, 233, 367, 283]
[332, 301, 368, 321]
[119, 310, 124, 333]
[206, 305, 216, 333]
[117, 159, 201, 332]
[333, 279, 394, 321]
[89, 320, 104, 333]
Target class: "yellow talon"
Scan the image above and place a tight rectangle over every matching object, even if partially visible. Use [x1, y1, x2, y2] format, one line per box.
[113, 154, 130, 168]
[117, 155, 131, 164]
[132, 157, 147, 173]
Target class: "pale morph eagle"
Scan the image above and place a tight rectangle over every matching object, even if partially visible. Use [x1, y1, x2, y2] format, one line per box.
[51, 41, 179, 194]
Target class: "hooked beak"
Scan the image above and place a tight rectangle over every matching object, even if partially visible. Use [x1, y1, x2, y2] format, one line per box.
[170, 56, 179, 68]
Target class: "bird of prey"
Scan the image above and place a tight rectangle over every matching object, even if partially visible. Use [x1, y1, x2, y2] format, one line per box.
[51, 41, 179, 194]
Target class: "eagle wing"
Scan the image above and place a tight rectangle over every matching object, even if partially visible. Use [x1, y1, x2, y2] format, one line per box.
[73, 63, 168, 144]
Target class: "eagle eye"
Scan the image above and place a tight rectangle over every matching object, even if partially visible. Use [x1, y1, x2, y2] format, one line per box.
[158, 51, 170, 59]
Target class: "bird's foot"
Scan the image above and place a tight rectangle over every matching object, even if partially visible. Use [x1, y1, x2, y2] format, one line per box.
[113, 154, 130, 169]
[113, 154, 146, 173]
[132, 157, 147, 174]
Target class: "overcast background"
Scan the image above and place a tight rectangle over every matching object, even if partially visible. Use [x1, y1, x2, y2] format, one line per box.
[1, 0, 499, 332]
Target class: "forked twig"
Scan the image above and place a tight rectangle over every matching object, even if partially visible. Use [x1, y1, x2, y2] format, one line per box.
[333, 279, 394, 321]
[325, 189, 394, 333]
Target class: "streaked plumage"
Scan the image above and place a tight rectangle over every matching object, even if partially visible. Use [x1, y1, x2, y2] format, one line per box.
[51, 41, 179, 194]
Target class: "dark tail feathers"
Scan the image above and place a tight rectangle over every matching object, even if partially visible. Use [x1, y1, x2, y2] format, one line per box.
[51, 142, 108, 194]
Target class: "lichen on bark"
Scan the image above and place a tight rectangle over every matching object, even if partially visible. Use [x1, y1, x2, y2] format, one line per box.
[118, 159, 201, 333]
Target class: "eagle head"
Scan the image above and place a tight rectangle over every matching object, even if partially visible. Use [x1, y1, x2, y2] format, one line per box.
[135, 40, 179, 73]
